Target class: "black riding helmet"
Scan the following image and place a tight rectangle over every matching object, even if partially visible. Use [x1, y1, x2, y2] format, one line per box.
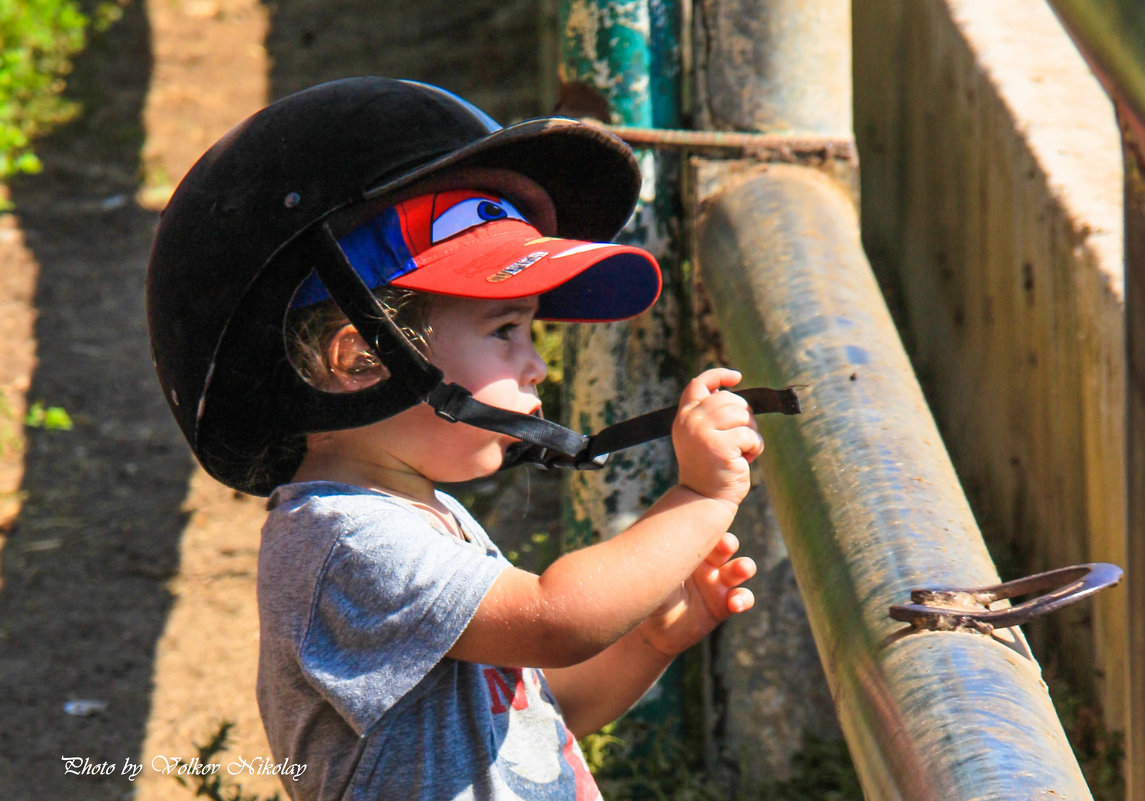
[147, 77, 644, 495]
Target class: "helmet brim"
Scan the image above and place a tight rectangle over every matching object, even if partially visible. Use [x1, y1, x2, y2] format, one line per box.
[358, 116, 641, 244]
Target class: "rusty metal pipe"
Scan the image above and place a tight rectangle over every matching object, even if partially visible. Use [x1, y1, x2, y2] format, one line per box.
[695, 162, 1095, 800]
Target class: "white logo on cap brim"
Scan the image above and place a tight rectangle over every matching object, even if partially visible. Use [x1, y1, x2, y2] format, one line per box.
[487, 251, 548, 283]
[550, 243, 616, 259]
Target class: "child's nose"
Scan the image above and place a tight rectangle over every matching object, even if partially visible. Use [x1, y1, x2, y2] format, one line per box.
[523, 345, 548, 387]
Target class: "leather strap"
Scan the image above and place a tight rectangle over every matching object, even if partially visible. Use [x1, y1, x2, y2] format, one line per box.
[499, 385, 801, 471]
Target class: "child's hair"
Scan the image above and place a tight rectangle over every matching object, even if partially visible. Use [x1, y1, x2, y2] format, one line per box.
[285, 285, 436, 389]
[233, 286, 436, 493]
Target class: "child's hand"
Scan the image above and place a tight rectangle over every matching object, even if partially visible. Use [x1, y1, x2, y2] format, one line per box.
[673, 368, 764, 506]
[638, 533, 756, 656]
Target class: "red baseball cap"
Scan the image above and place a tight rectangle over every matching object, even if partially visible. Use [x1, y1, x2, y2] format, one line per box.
[291, 189, 662, 322]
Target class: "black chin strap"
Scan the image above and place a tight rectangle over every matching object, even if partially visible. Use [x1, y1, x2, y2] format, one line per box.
[431, 379, 802, 471]
[498, 385, 801, 471]
[309, 222, 802, 472]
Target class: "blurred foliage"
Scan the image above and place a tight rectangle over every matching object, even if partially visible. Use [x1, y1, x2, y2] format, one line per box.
[580, 718, 725, 801]
[531, 319, 563, 421]
[756, 733, 862, 801]
[580, 717, 861, 801]
[504, 530, 559, 572]
[1046, 666, 1126, 801]
[174, 722, 283, 801]
[23, 400, 73, 430]
[0, 0, 123, 182]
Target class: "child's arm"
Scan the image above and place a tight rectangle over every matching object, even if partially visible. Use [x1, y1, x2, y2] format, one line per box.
[446, 368, 762, 673]
[543, 531, 755, 737]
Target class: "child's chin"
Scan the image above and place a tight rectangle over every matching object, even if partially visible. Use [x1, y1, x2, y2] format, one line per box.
[432, 450, 506, 484]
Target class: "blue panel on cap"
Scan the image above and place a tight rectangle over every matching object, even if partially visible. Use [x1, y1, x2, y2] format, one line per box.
[289, 207, 417, 308]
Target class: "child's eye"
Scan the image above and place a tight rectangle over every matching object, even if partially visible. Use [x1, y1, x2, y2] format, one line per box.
[493, 323, 517, 341]
[432, 197, 527, 243]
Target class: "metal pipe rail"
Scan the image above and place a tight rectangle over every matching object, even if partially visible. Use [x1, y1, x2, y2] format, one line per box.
[695, 161, 1095, 799]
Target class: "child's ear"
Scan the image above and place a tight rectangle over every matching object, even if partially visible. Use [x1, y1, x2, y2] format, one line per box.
[326, 324, 390, 391]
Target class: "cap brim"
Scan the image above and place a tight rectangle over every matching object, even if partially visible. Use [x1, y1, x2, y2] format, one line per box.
[388, 220, 661, 322]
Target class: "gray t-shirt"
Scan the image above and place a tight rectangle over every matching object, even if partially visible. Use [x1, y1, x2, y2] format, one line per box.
[257, 481, 601, 801]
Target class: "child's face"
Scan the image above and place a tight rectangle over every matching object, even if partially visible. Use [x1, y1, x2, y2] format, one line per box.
[381, 293, 548, 482]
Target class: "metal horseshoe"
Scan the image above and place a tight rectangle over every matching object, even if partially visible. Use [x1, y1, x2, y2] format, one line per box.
[888, 562, 1123, 635]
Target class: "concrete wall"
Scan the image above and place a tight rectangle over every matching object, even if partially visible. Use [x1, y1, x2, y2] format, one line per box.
[854, 0, 1128, 762]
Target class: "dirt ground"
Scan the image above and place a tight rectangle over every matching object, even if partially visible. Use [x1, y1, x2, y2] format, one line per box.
[0, 1, 558, 799]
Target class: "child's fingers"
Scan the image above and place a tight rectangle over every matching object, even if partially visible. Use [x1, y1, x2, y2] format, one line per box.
[718, 556, 757, 588]
[727, 587, 755, 614]
[698, 394, 755, 430]
[683, 392, 761, 453]
[722, 425, 765, 461]
[703, 532, 740, 567]
[678, 368, 742, 411]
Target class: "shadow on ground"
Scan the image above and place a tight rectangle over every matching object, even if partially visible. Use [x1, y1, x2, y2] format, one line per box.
[0, 3, 558, 799]
[0, 1, 201, 799]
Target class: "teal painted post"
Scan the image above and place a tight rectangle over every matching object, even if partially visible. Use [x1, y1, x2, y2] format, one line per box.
[558, 0, 683, 544]
[557, 0, 689, 739]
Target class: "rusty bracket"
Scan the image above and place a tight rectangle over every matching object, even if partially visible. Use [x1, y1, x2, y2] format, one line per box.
[581, 120, 858, 164]
[555, 81, 856, 162]
[888, 562, 1123, 635]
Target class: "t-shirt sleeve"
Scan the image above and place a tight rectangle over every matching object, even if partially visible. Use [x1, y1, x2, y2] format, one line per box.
[296, 500, 507, 735]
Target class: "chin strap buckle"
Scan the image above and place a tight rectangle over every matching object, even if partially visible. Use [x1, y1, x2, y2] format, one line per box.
[427, 382, 471, 424]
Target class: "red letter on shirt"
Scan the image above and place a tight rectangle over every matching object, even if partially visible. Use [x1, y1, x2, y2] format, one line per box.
[483, 667, 528, 714]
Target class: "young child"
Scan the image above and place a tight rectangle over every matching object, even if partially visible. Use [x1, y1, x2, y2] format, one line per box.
[147, 77, 764, 801]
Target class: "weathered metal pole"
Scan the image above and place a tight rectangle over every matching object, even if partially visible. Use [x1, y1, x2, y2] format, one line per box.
[690, 0, 856, 783]
[558, 0, 683, 545]
[696, 163, 1095, 800]
[1038, 2, 1145, 796]
[557, 0, 688, 726]
[693, 0, 1098, 797]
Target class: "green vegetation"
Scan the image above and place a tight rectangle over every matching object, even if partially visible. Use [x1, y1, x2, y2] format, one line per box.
[756, 733, 862, 801]
[580, 718, 723, 801]
[172, 722, 283, 801]
[504, 530, 558, 570]
[23, 400, 73, 430]
[182, 712, 860, 801]
[531, 320, 563, 421]
[1046, 666, 1126, 801]
[580, 718, 861, 801]
[0, 0, 121, 182]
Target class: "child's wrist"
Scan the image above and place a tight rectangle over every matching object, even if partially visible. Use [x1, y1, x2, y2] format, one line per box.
[670, 482, 743, 514]
[636, 621, 681, 660]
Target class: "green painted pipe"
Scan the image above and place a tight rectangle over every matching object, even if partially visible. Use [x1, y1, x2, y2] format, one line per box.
[558, 0, 684, 546]
[696, 162, 1095, 800]
[557, 0, 689, 738]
